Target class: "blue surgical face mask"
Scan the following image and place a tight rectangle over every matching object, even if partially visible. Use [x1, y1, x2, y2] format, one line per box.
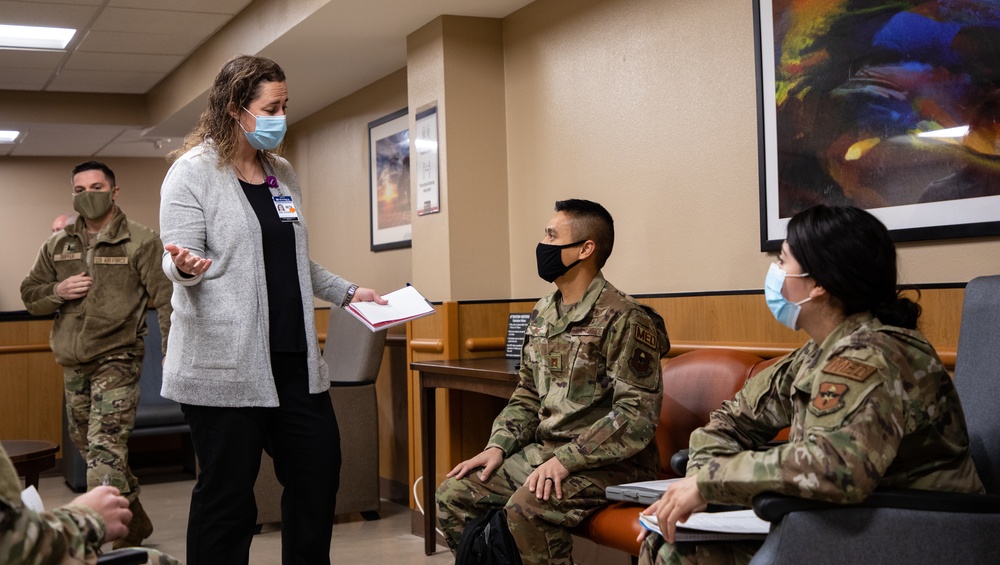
[240, 107, 287, 150]
[764, 263, 812, 331]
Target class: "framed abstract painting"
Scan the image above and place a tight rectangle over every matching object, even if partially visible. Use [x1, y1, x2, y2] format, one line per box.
[755, 0, 1000, 250]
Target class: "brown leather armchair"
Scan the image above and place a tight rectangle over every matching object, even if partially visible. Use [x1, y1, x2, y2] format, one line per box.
[573, 349, 780, 558]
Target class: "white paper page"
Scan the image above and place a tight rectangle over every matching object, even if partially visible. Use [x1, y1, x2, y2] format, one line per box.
[640, 510, 769, 534]
[638, 513, 663, 535]
[681, 509, 770, 533]
[21, 485, 44, 512]
[348, 285, 433, 324]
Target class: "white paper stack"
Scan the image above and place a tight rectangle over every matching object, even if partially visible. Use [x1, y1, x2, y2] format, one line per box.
[346, 285, 435, 331]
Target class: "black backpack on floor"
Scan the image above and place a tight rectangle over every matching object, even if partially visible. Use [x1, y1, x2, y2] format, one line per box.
[455, 508, 523, 565]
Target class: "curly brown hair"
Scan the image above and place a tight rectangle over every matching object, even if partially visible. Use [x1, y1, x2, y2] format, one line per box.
[171, 55, 286, 166]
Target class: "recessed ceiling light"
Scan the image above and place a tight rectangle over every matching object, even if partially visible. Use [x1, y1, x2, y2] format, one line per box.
[0, 130, 20, 143]
[0, 24, 75, 50]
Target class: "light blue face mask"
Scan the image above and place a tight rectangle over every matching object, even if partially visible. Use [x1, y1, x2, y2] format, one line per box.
[764, 263, 811, 331]
[240, 107, 287, 150]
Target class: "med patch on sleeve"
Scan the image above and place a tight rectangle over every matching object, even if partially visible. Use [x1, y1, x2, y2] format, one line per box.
[620, 321, 659, 389]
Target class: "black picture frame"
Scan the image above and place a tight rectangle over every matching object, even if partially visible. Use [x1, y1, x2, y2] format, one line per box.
[754, 0, 1000, 251]
[368, 108, 411, 252]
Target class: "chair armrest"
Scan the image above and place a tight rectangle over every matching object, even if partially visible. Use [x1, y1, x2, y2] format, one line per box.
[97, 549, 148, 565]
[753, 488, 1000, 522]
[670, 449, 689, 476]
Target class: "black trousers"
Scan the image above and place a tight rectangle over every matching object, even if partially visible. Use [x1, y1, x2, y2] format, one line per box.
[182, 352, 341, 565]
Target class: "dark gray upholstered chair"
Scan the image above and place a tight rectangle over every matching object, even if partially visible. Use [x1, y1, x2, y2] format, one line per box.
[63, 309, 193, 491]
[748, 275, 1000, 565]
[255, 306, 388, 527]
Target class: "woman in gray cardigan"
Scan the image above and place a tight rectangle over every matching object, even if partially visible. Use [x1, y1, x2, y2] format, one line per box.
[159, 55, 385, 565]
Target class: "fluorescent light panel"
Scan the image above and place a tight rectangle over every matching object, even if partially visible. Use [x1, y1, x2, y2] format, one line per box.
[0, 130, 20, 143]
[0, 24, 75, 50]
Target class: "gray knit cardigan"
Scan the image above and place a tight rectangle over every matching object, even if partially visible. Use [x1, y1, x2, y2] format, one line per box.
[159, 144, 353, 407]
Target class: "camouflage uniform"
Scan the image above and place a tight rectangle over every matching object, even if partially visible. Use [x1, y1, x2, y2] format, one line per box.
[437, 272, 670, 565]
[0, 443, 180, 565]
[20, 208, 172, 500]
[640, 312, 984, 565]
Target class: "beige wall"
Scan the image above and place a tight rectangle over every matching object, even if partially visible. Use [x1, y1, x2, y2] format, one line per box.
[1, 157, 170, 311]
[500, 0, 1000, 299]
[503, 0, 763, 298]
[289, 68, 413, 299]
[440, 17, 511, 301]
[407, 16, 511, 302]
[406, 18, 452, 300]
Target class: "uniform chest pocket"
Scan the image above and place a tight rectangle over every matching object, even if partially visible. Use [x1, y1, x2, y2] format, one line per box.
[566, 327, 604, 404]
[88, 260, 139, 319]
[523, 331, 550, 398]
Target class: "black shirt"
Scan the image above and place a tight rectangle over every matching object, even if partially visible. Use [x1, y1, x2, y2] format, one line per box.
[240, 179, 307, 353]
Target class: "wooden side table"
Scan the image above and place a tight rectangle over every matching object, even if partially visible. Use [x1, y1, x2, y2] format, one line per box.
[2, 440, 60, 489]
[410, 357, 520, 555]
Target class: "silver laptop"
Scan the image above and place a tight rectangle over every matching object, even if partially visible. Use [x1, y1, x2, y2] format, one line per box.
[605, 478, 680, 505]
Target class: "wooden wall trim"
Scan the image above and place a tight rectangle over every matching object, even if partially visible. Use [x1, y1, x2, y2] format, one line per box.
[0, 344, 51, 354]
[667, 340, 798, 358]
[410, 339, 444, 353]
[439, 335, 958, 370]
[464, 337, 506, 352]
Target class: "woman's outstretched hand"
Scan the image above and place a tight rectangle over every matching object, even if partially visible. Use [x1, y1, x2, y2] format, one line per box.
[165, 243, 212, 276]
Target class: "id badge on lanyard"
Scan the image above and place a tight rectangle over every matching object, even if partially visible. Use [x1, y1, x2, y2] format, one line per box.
[272, 195, 300, 222]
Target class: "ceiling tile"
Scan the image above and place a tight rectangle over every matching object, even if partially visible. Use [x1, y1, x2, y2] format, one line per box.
[0, 49, 64, 69]
[8, 0, 103, 5]
[96, 128, 182, 158]
[48, 69, 163, 94]
[109, 0, 253, 16]
[10, 123, 123, 156]
[0, 67, 51, 89]
[77, 30, 203, 56]
[65, 52, 183, 73]
[91, 7, 230, 35]
[0, 1, 98, 29]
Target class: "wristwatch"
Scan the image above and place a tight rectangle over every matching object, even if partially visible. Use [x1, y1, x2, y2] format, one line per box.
[342, 284, 359, 307]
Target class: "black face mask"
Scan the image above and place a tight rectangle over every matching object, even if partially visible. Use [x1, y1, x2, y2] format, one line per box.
[536, 240, 586, 283]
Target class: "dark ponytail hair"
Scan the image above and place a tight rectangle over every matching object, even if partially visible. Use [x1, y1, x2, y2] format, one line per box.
[785, 205, 921, 329]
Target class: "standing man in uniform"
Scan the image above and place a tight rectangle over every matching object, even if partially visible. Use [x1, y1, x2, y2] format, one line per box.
[436, 199, 670, 565]
[20, 161, 172, 549]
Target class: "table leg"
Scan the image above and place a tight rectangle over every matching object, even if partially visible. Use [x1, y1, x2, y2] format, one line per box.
[24, 469, 41, 489]
[423, 384, 437, 555]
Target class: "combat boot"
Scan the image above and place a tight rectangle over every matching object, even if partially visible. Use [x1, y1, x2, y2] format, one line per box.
[112, 498, 154, 549]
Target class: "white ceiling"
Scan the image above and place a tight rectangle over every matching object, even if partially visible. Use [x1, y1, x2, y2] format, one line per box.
[0, 0, 534, 158]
